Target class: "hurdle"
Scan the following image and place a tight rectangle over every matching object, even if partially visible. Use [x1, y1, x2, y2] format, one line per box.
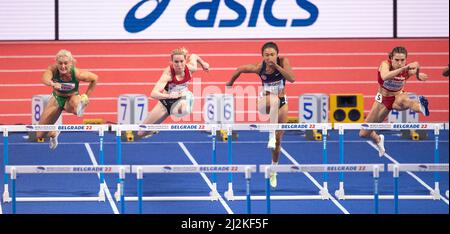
[111, 124, 223, 202]
[132, 164, 256, 214]
[261, 164, 384, 214]
[1, 125, 109, 203]
[5, 165, 129, 214]
[388, 163, 449, 214]
[222, 123, 333, 201]
[334, 123, 445, 200]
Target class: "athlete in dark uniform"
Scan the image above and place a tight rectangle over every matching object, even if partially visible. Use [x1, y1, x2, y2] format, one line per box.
[226, 42, 296, 188]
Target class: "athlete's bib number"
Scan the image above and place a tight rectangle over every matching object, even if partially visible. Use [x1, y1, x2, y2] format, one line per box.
[375, 93, 383, 104]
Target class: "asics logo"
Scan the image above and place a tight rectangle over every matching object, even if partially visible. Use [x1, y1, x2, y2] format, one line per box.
[124, 0, 170, 33]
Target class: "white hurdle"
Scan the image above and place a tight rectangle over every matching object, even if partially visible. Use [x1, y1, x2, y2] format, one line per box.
[5, 165, 130, 214]
[110, 124, 222, 202]
[261, 164, 384, 214]
[334, 123, 445, 200]
[1, 125, 109, 204]
[222, 123, 333, 201]
[132, 164, 257, 214]
[388, 163, 449, 214]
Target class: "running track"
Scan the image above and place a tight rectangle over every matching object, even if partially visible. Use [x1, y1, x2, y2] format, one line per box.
[0, 38, 448, 124]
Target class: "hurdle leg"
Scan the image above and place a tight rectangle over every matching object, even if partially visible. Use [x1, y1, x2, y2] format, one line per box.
[114, 129, 122, 201]
[320, 127, 330, 200]
[119, 167, 126, 214]
[98, 128, 106, 202]
[224, 128, 234, 200]
[431, 125, 441, 200]
[373, 166, 380, 214]
[209, 128, 219, 200]
[265, 167, 271, 214]
[245, 167, 252, 214]
[3, 130, 11, 203]
[393, 166, 399, 214]
[11, 167, 16, 214]
[137, 167, 143, 214]
[335, 126, 346, 199]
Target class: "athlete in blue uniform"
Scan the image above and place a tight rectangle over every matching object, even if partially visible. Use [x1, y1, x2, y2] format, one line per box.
[37, 49, 98, 150]
[226, 42, 296, 188]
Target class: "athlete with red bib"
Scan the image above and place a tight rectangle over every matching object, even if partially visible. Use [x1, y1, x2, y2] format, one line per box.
[137, 48, 209, 138]
[360, 46, 429, 157]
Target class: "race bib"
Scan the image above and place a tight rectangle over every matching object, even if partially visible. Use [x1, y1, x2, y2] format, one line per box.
[263, 80, 284, 93]
[375, 93, 383, 104]
[168, 83, 189, 93]
[59, 83, 76, 91]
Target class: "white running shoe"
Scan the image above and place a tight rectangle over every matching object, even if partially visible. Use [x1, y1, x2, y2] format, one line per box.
[270, 172, 278, 188]
[376, 134, 385, 157]
[76, 94, 88, 117]
[267, 136, 276, 149]
[49, 132, 60, 150]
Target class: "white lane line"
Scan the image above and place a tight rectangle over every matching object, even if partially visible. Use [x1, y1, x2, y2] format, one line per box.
[178, 142, 234, 214]
[280, 147, 350, 214]
[84, 143, 120, 214]
[366, 141, 449, 205]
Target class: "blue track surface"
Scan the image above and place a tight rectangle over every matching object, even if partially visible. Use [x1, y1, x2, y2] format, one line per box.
[0, 129, 448, 214]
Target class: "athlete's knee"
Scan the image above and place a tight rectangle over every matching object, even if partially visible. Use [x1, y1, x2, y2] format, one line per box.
[172, 102, 192, 118]
[359, 130, 371, 138]
[36, 131, 45, 138]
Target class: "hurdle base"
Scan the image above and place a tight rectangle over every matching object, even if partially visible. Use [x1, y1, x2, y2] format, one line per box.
[13, 197, 104, 202]
[124, 196, 217, 201]
[224, 190, 235, 201]
[340, 195, 437, 200]
[430, 188, 441, 200]
[209, 190, 220, 201]
[2, 191, 11, 203]
[232, 195, 325, 200]
[335, 188, 346, 200]
[319, 188, 331, 200]
[98, 183, 106, 202]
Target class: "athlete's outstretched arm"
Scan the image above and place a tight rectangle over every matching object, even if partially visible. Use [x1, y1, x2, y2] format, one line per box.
[187, 54, 210, 73]
[76, 69, 98, 97]
[406, 62, 428, 81]
[226, 63, 261, 87]
[379, 61, 414, 80]
[42, 65, 62, 90]
[271, 57, 295, 83]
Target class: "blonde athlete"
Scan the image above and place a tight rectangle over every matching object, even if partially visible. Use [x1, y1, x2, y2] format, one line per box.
[226, 42, 296, 188]
[37, 49, 98, 150]
[137, 48, 209, 137]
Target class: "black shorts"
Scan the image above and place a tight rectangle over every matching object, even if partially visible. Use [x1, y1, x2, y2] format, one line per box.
[160, 98, 181, 115]
[279, 96, 287, 109]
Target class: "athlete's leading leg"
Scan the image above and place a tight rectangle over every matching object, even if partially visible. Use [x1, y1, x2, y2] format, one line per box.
[359, 101, 390, 157]
[137, 102, 169, 137]
[258, 94, 279, 149]
[37, 96, 63, 149]
[269, 103, 288, 188]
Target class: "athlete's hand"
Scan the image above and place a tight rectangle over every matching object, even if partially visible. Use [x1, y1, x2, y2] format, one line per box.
[407, 62, 419, 70]
[200, 61, 210, 72]
[51, 82, 62, 90]
[266, 60, 277, 68]
[225, 81, 234, 87]
[418, 73, 428, 81]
